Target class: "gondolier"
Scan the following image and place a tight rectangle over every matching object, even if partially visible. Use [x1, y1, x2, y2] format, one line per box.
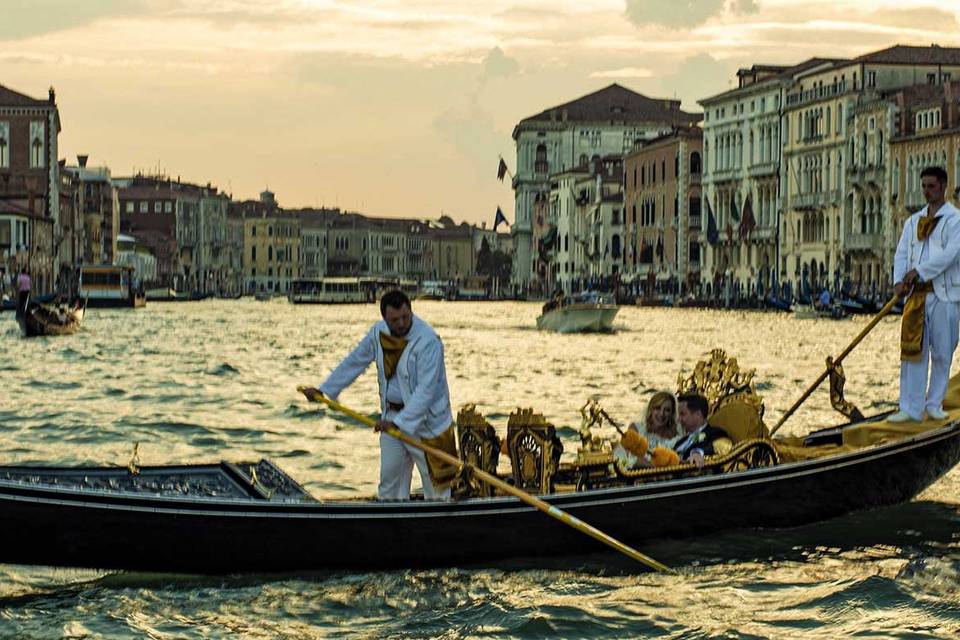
[303, 290, 457, 500]
[890, 166, 960, 422]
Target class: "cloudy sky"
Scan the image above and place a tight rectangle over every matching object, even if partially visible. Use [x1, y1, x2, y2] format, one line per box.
[3, 0, 959, 224]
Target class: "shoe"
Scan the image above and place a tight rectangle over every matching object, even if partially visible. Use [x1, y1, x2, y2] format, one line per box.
[887, 410, 918, 423]
[926, 407, 948, 420]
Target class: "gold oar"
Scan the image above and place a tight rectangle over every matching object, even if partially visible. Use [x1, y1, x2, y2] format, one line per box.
[297, 386, 674, 574]
[770, 294, 900, 436]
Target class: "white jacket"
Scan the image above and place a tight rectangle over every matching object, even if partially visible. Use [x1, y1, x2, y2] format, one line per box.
[894, 201, 960, 302]
[318, 315, 453, 438]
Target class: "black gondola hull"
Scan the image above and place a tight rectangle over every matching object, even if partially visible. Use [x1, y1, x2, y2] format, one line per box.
[1, 421, 958, 573]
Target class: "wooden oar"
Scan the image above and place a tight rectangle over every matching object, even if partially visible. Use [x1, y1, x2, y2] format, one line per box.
[297, 386, 674, 574]
[770, 294, 900, 436]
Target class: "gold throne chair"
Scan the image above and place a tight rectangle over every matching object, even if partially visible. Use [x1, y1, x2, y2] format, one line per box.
[455, 404, 501, 498]
[506, 408, 562, 495]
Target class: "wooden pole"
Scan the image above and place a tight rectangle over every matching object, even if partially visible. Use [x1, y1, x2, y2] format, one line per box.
[769, 294, 900, 436]
[298, 387, 674, 573]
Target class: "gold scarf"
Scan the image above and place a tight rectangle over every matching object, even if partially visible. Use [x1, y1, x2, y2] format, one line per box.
[901, 216, 941, 361]
[421, 424, 459, 490]
[379, 332, 407, 378]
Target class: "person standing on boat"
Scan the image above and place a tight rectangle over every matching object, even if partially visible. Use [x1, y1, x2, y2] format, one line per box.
[15, 267, 31, 316]
[303, 290, 457, 500]
[891, 166, 960, 423]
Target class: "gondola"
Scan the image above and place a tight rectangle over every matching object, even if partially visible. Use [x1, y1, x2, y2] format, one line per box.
[2, 351, 959, 574]
[16, 299, 85, 337]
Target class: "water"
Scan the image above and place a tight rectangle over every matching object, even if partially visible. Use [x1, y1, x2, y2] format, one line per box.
[1, 300, 959, 638]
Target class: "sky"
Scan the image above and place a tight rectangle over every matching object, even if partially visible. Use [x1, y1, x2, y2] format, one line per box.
[2, 0, 960, 225]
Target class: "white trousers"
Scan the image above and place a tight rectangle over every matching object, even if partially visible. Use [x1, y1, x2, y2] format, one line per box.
[378, 411, 451, 501]
[899, 295, 960, 420]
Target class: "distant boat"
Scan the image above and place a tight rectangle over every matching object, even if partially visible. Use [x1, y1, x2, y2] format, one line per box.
[78, 265, 145, 308]
[17, 299, 85, 337]
[537, 293, 619, 333]
[793, 304, 848, 320]
[288, 277, 366, 304]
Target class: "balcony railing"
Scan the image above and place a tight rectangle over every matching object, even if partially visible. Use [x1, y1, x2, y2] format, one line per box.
[845, 232, 883, 251]
[748, 161, 778, 178]
[688, 215, 701, 230]
[792, 190, 840, 210]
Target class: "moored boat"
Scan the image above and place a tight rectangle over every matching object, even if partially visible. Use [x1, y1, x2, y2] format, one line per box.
[79, 265, 146, 308]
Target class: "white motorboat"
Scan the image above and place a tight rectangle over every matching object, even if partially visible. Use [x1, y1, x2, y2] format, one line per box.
[536, 293, 619, 333]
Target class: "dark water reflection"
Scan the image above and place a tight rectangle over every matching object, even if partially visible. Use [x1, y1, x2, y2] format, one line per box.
[1, 300, 959, 638]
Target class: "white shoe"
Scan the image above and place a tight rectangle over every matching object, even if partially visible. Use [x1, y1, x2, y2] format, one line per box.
[926, 407, 948, 420]
[887, 410, 918, 423]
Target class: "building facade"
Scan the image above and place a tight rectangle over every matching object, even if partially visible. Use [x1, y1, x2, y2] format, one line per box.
[511, 84, 700, 293]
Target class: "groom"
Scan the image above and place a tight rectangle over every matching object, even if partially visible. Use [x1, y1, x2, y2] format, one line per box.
[675, 393, 731, 466]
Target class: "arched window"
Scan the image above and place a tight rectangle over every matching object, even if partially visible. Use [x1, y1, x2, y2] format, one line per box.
[535, 144, 548, 174]
[690, 151, 701, 174]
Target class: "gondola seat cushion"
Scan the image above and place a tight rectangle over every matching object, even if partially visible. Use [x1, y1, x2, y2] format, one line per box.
[708, 399, 769, 443]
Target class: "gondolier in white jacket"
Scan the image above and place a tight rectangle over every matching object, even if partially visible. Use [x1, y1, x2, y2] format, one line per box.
[303, 290, 457, 500]
[891, 166, 960, 422]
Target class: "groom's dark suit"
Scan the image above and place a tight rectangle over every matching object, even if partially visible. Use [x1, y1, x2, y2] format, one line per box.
[674, 424, 730, 460]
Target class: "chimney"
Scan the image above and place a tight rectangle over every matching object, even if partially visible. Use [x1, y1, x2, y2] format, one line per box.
[48, 87, 56, 104]
[77, 154, 88, 168]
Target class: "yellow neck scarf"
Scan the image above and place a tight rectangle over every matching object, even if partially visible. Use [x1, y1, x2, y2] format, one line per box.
[901, 215, 941, 361]
[379, 332, 407, 378]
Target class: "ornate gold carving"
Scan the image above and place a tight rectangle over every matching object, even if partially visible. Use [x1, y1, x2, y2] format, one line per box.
[507, 408, 562, 494]
[676, 348, 765, 418]
[127, 442, 140, 476]
[826, 356, 864, 422]
[455, 404, 501, 497]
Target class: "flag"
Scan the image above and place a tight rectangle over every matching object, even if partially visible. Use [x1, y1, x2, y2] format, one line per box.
[706, 200, 719, 246]
[493, 206, 509, 231]
[497, 157, 508, 181]
[738, 195, 756, 239]
[729, 194, 740, 223]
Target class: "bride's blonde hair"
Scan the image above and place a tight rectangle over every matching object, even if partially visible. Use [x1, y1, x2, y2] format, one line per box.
[645, 391, 678, 437]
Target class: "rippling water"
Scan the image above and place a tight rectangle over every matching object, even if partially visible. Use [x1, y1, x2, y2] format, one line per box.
[1, 300, 959, 638]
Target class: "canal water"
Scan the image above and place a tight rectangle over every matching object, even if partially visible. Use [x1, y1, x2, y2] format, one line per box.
[1, 300, 958, 638]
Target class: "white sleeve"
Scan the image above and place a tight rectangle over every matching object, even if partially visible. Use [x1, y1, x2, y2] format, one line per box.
[392, 338, 444, 435]
[318, 327, 378, 400]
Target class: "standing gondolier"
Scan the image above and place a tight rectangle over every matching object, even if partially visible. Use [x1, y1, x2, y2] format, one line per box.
[890, 166, 960, 422]
[15, 267, 31, 316]
[302, 290, 457, 500]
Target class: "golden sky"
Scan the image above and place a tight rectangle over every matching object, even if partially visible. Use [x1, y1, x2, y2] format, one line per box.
[3, 0, 959, 225]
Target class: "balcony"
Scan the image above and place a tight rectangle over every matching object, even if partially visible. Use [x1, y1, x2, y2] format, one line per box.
[709, 167, 740, 183]
[688, 215, 701, 230]
[848, 164, 885, 186]
[792, 190, 840, 210]
[845, 232, 883, 252]
[748, 161, 778, 178]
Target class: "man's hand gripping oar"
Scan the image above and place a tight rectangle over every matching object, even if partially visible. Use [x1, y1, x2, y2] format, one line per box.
[298, 385, 675, 574]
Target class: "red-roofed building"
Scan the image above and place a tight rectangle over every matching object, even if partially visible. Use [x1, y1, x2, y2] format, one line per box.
[511, 84, 701, 293]
[0, 83, 61, 293]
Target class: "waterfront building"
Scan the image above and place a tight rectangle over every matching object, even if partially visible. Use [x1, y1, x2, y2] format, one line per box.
[699, 61, 828, 298]
[511, 84, 700, 293]
[64, 157, 119, 267]
[0, 84, 61, 294]
[363, 217, 409, 278]
[624, 127, 703, 296]
[426, 217, 475, 282]
[292, 208, 331, 280]
[242, 214, 301, 294]
[116, 232, 158, 284]
[781, 45, 960, 298]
